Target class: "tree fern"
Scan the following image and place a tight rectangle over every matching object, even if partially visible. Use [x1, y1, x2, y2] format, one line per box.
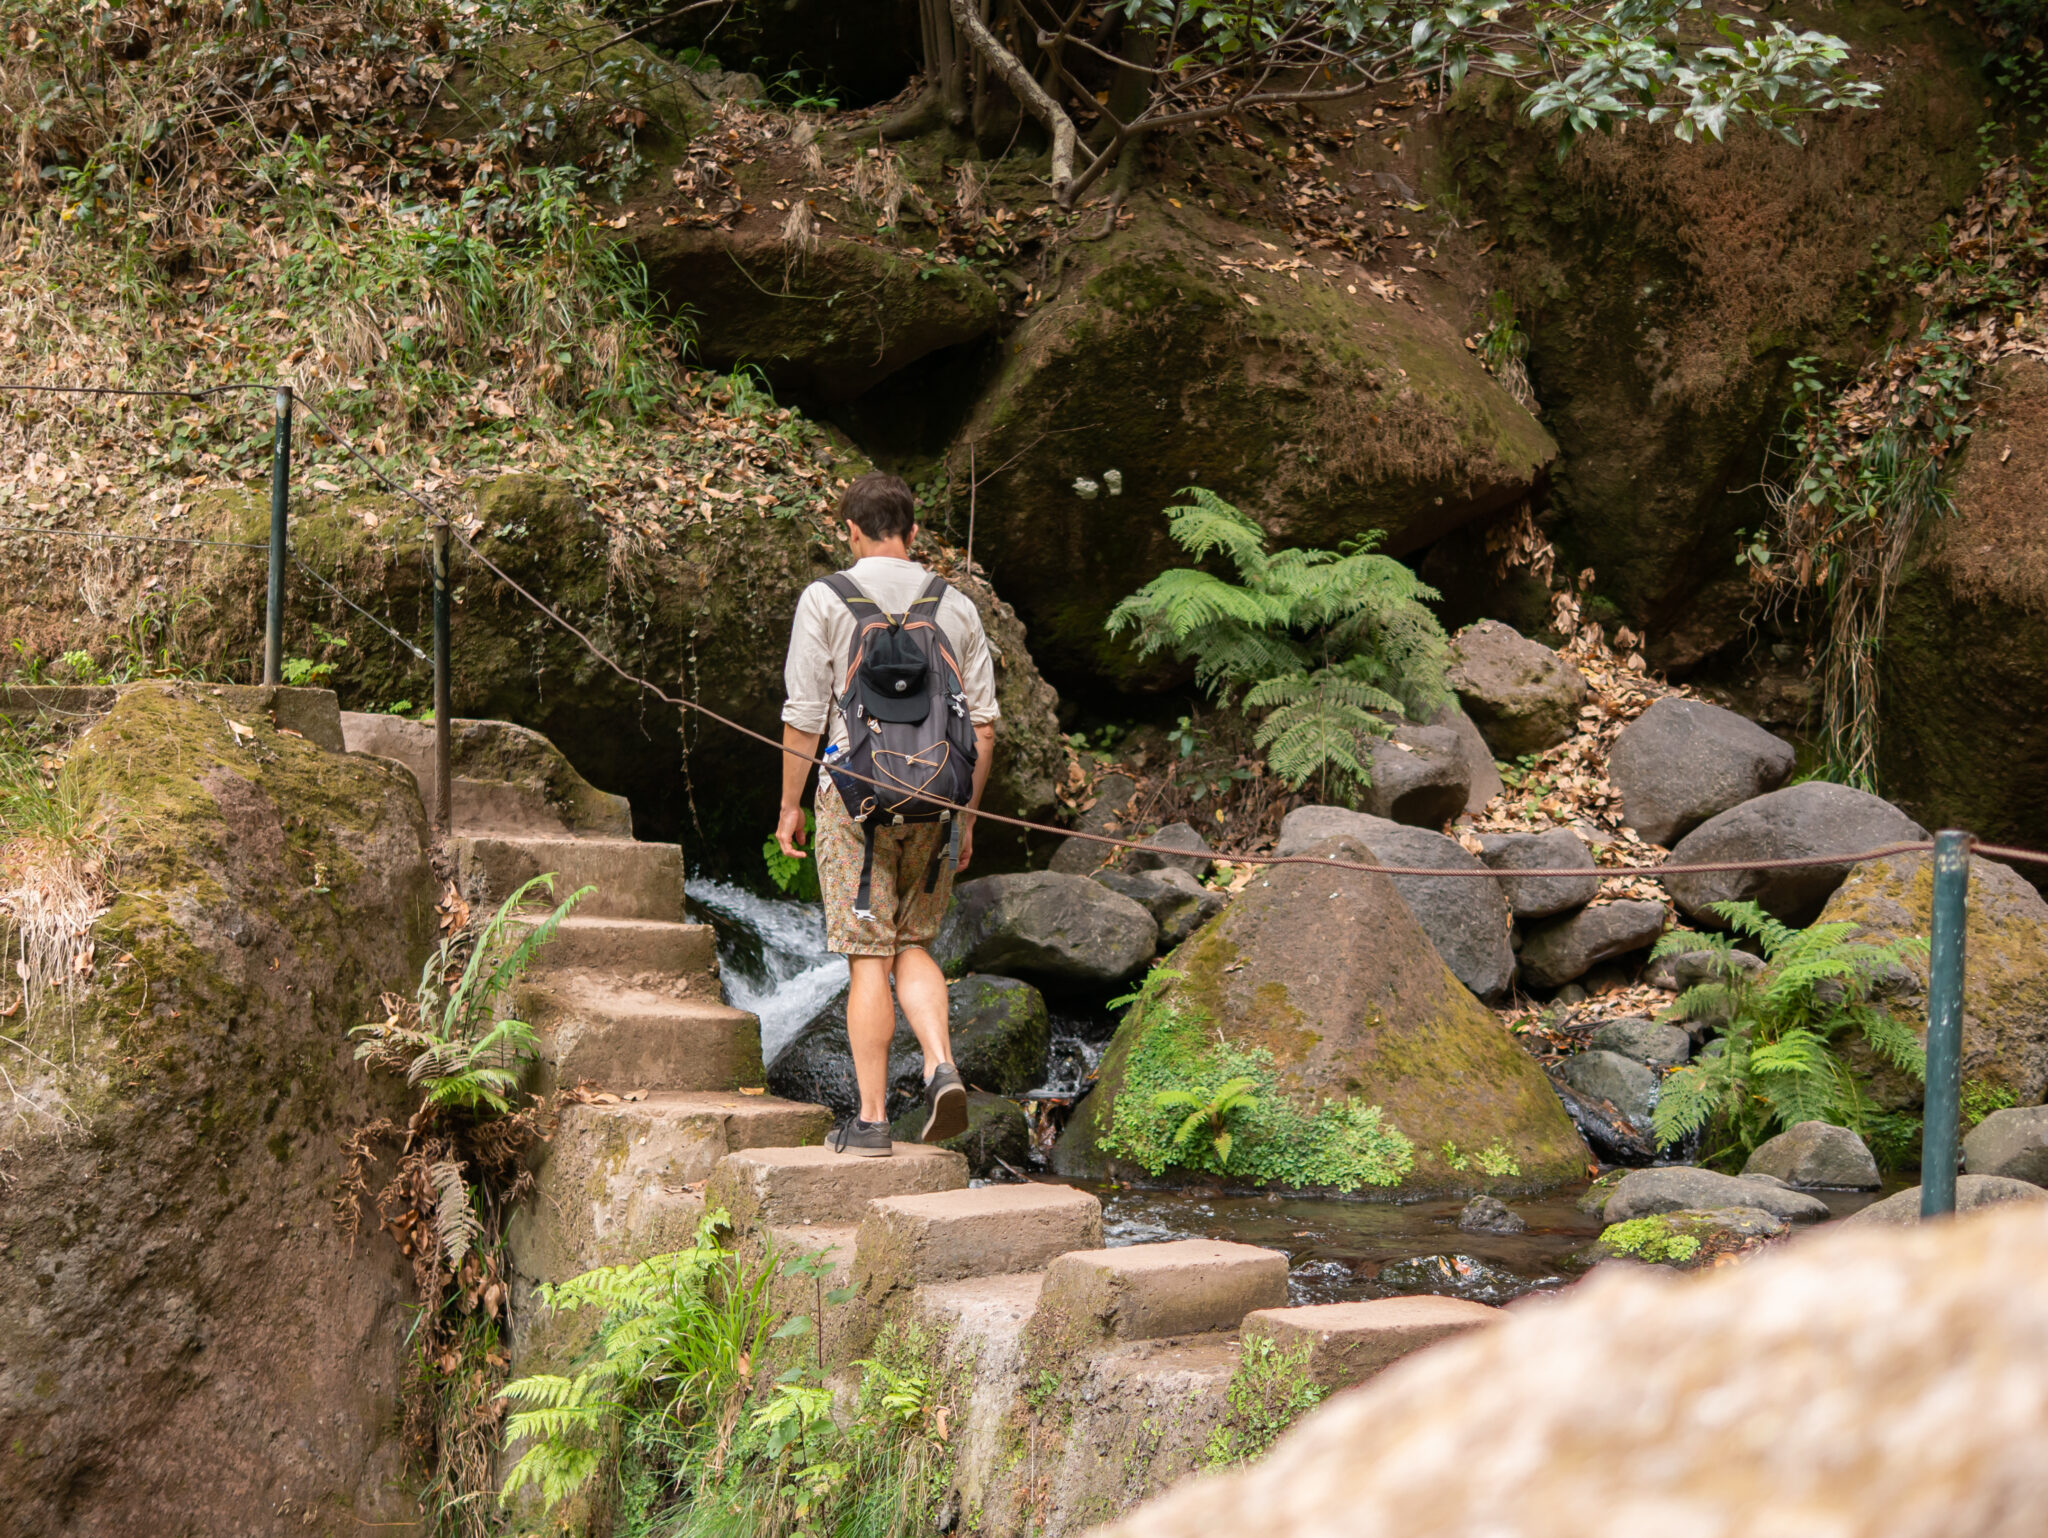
[1651, 900, 1930, 1166]
[1106, 488, 1449, 804]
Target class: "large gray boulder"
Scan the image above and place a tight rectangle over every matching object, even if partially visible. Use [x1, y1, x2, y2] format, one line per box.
[1558, 1050, 1656, 1132]
[1048, 771, 1138, 875]
[1588, 1016, 1691, 1069]
[1276, 807, 1514, 1001]
[1819, 851, 2048, 1109]
[1477, 829, 1601, 920]
[1096, 1202, 2048, 1538]
[1092, 866, 1226, 951]
[1125, 820, 1214, 879]
[1435, 704, 1505, 814]
[1963, 1106, 2048, 1187]
[1601, 1165, 1832, 1224]
[1844, 1175, 2048, 1227]
[1516, 900, 1669, 990]
[938, 873, 1156, 985]
[1662, 782, 1928, 926]
[1743, 1120, 1882, 1190]
[767, 973, 1052, 1119]
[1361, 717, 1472, 828]
[1445, 620, 1589, 757]
[1607, 696, 1797, 847]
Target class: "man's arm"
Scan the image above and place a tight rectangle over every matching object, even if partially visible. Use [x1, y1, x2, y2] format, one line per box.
[776, 724, 822, 859]
[958, 721, 996, 871]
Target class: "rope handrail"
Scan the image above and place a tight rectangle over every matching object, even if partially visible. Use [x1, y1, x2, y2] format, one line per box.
[12, 373, 2048, 879]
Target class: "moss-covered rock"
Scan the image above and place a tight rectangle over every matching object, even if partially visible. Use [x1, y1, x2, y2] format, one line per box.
[0, 685, 436, 1532]
[633, 227, 1002, 401]
[1055, 834, 1588, 1196]
[1881, 357, 2048, 855]
[1427, 7, 1988, 669]
[1818, 850, 2048, 1109]
[891, 1090, 1032, 1176]
[955, 211, 1554, 686]
[1576, 1206, 1789, 1269]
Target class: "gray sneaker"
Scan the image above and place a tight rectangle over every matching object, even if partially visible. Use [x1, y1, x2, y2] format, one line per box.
[921, 1063, 968, 1144]
[827, 1118, 893, 1158]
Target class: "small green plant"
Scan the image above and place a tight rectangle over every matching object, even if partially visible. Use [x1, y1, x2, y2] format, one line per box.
[1963, 1078, 2018, 1132]
[1598, 1217, 1702, 1265]
[1105, 489, 1448, 805]
[1650, 901, 1929, 1164]
[55, 649, 109, 686]
[1204, 1334, 1327, 1467]
[763, 808, 822, 902]
[1152, 1078, 1260, 1169]
[1440, 1139, 1521, 1178]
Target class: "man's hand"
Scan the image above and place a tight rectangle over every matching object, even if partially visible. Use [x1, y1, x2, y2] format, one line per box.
[775, 804, 809, 861]
[956, 817, 974, 873]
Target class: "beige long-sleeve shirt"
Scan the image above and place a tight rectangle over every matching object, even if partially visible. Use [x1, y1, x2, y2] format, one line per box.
[781, 557, 1001, 751]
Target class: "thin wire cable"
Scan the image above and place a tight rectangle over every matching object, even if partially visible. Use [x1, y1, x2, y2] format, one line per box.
[290, 554, 428, 661]
[0, 523, 269, 550]
[0, 382, 275, 400]
[19, 377, 2048, 880]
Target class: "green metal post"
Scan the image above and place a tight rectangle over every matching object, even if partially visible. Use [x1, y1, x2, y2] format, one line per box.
[431, 524, 452, 837]
[1920, 829, 1971, 1218]
[263, 384, 292, 686]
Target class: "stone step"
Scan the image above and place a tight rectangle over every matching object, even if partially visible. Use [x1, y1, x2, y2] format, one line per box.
[855, 1183, 1102, 1302]
[521, 978, 764, 1093]
[341, 711, 633, 835]
[705, 1143, 969, 1231]
[1240, 1296, 1499, 1392]
[759, 1222, 863, 1366]
[517, 915, 719, 980]
[455, 834, 682, 922]
[1038, 1238, 1289, 1344]
[505, 1091, 830, 1283]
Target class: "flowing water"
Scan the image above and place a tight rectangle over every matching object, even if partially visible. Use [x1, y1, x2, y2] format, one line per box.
[689, 884, 1889, 1305]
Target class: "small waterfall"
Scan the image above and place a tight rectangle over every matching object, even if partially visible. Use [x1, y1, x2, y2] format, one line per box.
[687, 878, 845, 1062]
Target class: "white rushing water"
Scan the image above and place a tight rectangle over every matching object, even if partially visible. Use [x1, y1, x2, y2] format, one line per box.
[688, 877, 846, 1061]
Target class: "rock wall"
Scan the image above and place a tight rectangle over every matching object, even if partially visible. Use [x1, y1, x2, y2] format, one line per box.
[0, 686, 436, 1535]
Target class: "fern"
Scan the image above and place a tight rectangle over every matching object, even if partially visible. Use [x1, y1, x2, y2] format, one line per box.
[430, 1159, 483, 1270]
[1650, 900, 1931, 1166]
[1106, 488, 1449, 805]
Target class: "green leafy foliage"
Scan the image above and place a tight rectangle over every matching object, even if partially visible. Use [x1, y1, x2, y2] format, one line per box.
[1649, 903, 1928, 1165]
[1106, 488, 1449, 803]
[762, 808, 822, 902]
[1100, 969, 1415, 1190]
[1598, 1217, 1702, 1265]
[1440, 1138, 1521, 1177]
[1203, 1334, 1327, 1467]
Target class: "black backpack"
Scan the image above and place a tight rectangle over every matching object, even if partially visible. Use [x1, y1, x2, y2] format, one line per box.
[818, 571, 980, 915]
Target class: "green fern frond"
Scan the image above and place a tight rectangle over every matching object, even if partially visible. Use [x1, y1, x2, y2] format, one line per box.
[429, 1158, 481, 1269]
[1160, 487, 1273, 576]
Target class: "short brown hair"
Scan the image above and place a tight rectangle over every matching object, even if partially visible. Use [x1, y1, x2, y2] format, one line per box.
[840, 472, 917, 542]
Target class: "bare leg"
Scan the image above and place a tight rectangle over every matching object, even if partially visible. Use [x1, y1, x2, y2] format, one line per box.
[893, 945, 954, 1080]
[846, 955, 898, 1124]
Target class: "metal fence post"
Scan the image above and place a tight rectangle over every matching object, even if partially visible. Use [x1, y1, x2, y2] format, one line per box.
[263, 384, 292, 686]
[1920, 829, 1971, 1218]
[431, 523, 453, 837]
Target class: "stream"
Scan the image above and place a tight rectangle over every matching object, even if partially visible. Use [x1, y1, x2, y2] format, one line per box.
[688, 882, 1890, 1305]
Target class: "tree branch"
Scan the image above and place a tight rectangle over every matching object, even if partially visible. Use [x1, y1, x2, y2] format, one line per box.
[949, 0, 1081, 198]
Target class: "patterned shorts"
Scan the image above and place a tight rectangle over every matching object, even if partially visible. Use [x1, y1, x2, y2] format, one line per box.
[815, 779, 956, 957]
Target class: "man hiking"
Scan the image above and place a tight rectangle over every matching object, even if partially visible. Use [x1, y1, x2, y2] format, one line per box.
[775, 471, 999, 1156]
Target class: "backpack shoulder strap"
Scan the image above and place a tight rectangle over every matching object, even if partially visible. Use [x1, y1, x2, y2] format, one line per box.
[911, 574, 950, 611]
[819, 571, 883, 618]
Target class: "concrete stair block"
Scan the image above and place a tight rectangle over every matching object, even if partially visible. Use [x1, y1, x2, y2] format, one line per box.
[519, 915, 719, 980]
[1240, 1296, 1499, 1391]
[856, 1184, 1102, 1300]
[706, 1143, 969, 1230]
[454, 834, 682, 921]
[505, 1092, 826, 1282]
[1036, 1239, 1288, 1344]
[521, 978, 765, 1093]
[341, 711, 633, 834]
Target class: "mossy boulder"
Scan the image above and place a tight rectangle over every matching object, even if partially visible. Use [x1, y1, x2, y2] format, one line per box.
[0, 685, 436, 1531]
[1881, 357, 2048, 857]
[1577, 1207, 1789, 1270]
[632, 227, 1002, 401]
[955, 211, 1553, 686]
[1817, 850, 2048, 1110]
[1427, 9, 1988, 669]
[1055, 834, 1588, 1196]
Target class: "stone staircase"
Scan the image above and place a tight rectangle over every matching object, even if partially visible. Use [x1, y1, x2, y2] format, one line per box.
[339, 712, 1504, 1534]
